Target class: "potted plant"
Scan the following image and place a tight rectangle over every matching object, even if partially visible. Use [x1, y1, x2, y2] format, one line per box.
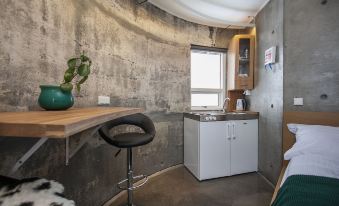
[38, 52, 92, 110]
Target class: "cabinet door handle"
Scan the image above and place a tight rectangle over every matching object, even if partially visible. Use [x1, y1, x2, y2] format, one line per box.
[232, 123, 236, 138]
[227, 123, 230, 139]
[228, 137, 231, 140]
[233, 137, 236, 140]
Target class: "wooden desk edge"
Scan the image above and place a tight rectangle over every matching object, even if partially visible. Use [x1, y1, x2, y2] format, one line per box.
[63, 107, 144, 137]
[0, 107, 144, 138]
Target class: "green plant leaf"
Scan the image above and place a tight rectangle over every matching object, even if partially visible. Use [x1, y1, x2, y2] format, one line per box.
[76, 76, 88, 93]
[78, 76, 88, 84]
[62, 53, 92, 93]
[81, 54, 90, 62]
[60, 82, 73, 92]
[67, 58, 77, 68]
[64, 72, 74, 83]
[76, 83, 81, 92]
[77, 64, 90, 76]
[66, 66, 76, 74]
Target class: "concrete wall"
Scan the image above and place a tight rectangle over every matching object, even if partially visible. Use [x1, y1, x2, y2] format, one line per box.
[246, 0, 284, 184]
[250, 0, 339, 184]
[0, 0, 237, 205]
[284, 0, 339, 111]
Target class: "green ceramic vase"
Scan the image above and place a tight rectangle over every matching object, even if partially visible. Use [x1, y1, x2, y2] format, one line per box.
[38, 85, 74, 110]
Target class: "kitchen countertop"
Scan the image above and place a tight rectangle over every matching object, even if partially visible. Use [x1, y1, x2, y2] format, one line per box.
[184, 111, 259, 122]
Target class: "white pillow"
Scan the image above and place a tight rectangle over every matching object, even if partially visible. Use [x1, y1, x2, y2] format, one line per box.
[284, 124, 339, 161]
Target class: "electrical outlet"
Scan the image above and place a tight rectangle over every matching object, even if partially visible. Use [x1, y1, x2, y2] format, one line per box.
[98, 96, 110, 105]
[293, 97, 303, 106]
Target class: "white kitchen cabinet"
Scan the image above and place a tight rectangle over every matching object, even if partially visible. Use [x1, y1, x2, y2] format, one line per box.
[184, 118, 258, 181]
[184, 117, 200, 178]
[229, 120, 258, 175]
[184, 118, 230, 180]
[199, 121, 231, 180]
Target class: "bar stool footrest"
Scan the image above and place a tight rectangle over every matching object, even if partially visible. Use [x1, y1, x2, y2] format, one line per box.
[117, 174, 148, 190]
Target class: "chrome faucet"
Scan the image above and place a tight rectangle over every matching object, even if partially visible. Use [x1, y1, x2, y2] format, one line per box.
[222, 97, 230, 113]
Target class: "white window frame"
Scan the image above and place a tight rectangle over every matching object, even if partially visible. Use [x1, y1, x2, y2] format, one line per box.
[190, 50, 226, 111]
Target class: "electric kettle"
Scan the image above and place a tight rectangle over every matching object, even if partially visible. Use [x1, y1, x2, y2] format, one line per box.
[236, 99, 246, 111]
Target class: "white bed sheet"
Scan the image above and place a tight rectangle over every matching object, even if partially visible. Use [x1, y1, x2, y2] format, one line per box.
[281, 154, 339, 186]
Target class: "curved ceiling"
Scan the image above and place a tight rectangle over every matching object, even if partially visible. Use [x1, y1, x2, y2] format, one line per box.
[148, 0, 269, 28]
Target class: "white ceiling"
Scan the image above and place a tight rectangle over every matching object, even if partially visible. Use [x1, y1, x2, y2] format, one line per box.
[148, 0, 269, 28]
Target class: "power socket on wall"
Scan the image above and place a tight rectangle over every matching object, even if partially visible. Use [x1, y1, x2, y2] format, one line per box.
[293, 97, 303, 106]
[98, 96, 110, 105]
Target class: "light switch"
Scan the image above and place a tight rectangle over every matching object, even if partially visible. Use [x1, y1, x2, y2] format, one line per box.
[98, 96, 110, 105]
[293, 97, 303, 106]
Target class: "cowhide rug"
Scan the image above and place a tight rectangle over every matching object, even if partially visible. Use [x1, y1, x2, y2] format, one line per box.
[0, 177, 75, 206]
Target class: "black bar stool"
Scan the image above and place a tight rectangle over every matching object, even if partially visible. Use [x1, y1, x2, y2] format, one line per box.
[98, 113, 156, 206]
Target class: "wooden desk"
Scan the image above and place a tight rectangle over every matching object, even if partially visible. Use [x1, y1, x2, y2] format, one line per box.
[0, 107, 144, 173]
[0, 107, 143, 138]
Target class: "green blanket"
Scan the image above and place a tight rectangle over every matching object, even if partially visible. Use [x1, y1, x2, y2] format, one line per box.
[272, 175, 339, 206]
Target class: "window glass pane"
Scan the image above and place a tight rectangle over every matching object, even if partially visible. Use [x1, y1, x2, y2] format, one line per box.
[191, 51, 221, 89]
[191, 93, 219, 107]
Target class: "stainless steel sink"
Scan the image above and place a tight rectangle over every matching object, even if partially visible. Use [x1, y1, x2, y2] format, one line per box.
[184, 111, 258, 122]
[191, 111, 246, 115]
[226, 112, 246, 115]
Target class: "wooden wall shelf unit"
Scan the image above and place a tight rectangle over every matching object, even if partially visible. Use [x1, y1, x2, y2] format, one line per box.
[227, 34, 255, 90]
[0, 107, 143, 173]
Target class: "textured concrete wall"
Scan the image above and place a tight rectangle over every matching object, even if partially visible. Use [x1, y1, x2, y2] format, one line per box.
[246, 0, 284, 184]
[0, 0, 237, 205]
[251, 0, 339, 184]
[284, 0, 339, 111]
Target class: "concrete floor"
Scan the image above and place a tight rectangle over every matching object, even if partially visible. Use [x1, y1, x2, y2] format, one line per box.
[110, 166, 274, 206]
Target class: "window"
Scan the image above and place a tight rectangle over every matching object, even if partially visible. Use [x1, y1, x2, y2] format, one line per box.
[191, 49, 226, 110]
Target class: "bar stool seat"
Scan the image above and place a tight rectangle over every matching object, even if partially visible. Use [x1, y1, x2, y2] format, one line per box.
[98, 113, 156, 206]
[105, 133, 154, 148]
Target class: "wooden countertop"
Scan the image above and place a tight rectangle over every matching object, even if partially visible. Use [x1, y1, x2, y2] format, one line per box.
[0, 107, 143, 138]
[231, 111, 259, 115]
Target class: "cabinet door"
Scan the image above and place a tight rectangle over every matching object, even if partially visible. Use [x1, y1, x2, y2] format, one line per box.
[184, 118, 200, 178]
[199, 121, 231, 180]
[236, 36, 255, 90]
[230, 120, 258, 175]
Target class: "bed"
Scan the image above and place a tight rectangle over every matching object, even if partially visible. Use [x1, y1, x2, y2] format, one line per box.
[271, 112, 339, 206]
